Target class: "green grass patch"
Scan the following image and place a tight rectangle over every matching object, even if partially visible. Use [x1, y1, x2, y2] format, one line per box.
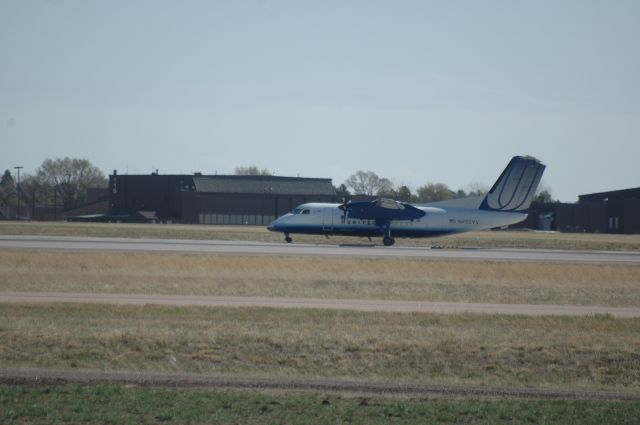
[2, 303, 640, 390]
[1, 384, 639, 424]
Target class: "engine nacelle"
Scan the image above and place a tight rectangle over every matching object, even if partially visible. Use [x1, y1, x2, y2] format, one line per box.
[340, 198, 426, 222]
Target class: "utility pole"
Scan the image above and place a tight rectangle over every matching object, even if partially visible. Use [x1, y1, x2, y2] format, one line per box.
[14, 166, 23, 220]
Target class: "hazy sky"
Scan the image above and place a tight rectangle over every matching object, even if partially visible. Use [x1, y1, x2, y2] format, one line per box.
[1, 0, 638, 201]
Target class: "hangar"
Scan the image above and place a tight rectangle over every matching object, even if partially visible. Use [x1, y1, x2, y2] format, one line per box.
[578, 187, 640, 234]
[108, 171, 338, 224]
[517, 187, 640, 234]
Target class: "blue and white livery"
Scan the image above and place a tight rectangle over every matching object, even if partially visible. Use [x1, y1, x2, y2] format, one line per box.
[268, 156, 545, 246]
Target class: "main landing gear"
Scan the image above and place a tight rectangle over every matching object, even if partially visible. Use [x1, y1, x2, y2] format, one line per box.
[380, 221, 395, 246]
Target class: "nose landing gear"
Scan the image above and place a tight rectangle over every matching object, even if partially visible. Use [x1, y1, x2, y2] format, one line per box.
[284, 233, 293, 243]
[382, 236, 395, 246]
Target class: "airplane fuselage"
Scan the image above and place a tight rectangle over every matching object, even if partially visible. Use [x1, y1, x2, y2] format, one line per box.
[268, 202, 527, 239]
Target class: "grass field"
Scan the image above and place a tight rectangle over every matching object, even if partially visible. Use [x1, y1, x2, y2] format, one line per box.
[2, 220, 640, 250]
[3, 223, 639, 422]
[2, 303, 639, 391]
[2, 250, 639, 306]
[2, 384, 639, 425]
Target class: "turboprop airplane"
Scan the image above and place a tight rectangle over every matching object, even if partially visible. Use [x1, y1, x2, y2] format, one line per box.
[268, 155, 545, 246]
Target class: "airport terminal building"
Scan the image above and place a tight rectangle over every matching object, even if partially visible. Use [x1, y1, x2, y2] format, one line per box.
[108, 171, 338, 225]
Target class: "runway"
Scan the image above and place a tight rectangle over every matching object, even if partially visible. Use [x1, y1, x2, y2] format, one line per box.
[1, 235, 640, 264]
[2, 291, 639, 317]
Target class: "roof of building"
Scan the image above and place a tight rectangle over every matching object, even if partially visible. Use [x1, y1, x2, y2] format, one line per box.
[579, 187, 640, 203]
[193, 175, 336, 196]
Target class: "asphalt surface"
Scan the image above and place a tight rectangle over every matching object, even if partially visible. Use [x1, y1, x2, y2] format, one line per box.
[2, 292, 640, 317]
[1, 235, 640, 264]
[2, 368, 639, 401]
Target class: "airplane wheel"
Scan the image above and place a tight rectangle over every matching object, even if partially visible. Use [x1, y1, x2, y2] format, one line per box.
[383, 236, 395, 246]
[285, 236, 293, 243]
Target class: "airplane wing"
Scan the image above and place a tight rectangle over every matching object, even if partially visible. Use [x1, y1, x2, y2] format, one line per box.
[339, 198, 426, 222]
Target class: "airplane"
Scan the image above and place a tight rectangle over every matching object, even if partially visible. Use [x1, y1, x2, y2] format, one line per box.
[268, 155, 545, 246]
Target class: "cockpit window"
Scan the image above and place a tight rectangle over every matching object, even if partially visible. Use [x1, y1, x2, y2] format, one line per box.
[291, 208, 303, 214]
[301, 209, 310, 215]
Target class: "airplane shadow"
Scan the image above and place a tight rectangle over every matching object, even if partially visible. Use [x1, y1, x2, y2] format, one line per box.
[338, 243, 378, 248]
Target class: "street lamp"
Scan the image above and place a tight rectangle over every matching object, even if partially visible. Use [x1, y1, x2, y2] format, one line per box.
[14, 166, 23, 220]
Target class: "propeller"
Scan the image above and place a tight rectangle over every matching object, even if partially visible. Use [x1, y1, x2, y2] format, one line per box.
[338, 196, 349, 221]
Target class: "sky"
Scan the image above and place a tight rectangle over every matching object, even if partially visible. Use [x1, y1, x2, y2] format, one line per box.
[1, 0, 639, 202]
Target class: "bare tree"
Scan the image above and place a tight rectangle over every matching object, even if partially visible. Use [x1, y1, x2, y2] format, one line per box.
[465, 182, 489, 197]
[376, 178, 395, 197]
[335, 184, 350, 200]
[234, 166, 272, 176]
[344, 171, 394, 196]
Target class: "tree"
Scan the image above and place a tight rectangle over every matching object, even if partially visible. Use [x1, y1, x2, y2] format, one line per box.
[19, 174, 46, 210]
[454, 189, 467, 199]
[376, 178, 396, 197]
[415, 183, 454, 203]
[533, 189, 554, 203]
[34, 158, 107, 209]
[234, 166, 272, 176]
[396, 185, 412, 202]
[0, 169, 16, 207]
[344, 171, 394, 196]
[532, 182, 554, 204]
[335, 184, 350, 201]
[466, 182, 489, 197]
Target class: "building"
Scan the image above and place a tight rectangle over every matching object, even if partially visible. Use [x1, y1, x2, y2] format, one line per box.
[108, 171, 337, 224]
[515, 187, 640, 234]
[578, 187, 640, 234]
[517, 202, 607, 233]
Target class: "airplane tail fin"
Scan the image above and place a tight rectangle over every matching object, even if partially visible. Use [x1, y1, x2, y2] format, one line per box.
[479, 156, 546, 213]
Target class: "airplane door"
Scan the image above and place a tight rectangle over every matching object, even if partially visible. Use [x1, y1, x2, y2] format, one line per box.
[322, 208, 333, 231]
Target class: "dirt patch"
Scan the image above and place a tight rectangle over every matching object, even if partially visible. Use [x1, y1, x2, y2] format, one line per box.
[2, 368, 639, 401]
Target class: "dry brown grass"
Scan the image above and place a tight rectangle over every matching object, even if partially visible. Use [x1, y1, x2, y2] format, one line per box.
[2, 303, 639, 391]
[1, 250, 639, 306]
[1, 220, 640, 251]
